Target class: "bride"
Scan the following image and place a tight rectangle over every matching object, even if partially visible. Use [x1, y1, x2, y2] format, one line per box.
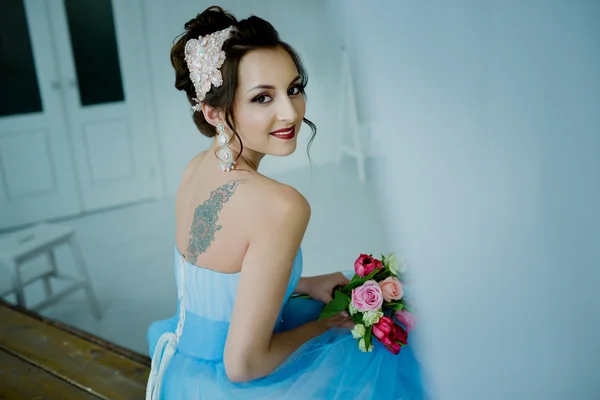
[146, 6, 429, 399]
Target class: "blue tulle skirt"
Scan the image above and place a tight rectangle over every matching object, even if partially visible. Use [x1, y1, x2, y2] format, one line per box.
[148, 296, 430, 399]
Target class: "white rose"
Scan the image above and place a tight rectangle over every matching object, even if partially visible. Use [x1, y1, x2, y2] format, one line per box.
[362, 310, 383, 327]
[388, 253, 408, 277]
[358, 338, 374, 352]
[351, 323, 366, 339]
[348, 303, 359, 316]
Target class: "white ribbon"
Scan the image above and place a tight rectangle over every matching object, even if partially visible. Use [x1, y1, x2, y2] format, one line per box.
[146, 332, 177, 400]
[146, 254, 187, 400]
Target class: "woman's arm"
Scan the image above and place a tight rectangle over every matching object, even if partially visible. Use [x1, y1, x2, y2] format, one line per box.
[292, 273, 351, 303]
[292, 277, 309, 295]
[223, 186, 348, 383]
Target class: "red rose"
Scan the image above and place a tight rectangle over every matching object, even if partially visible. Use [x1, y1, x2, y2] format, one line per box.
[354, 254, 383, 277]
[372, 316, 408, 354]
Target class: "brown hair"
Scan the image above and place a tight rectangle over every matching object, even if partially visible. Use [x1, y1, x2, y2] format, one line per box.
[170, 6, 317, 167]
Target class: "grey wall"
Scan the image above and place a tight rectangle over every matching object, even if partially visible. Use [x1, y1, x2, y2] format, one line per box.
[326, 0, 600, 398]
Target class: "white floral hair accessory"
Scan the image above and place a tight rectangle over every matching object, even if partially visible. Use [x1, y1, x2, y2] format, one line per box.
[184, 26, 234, 111]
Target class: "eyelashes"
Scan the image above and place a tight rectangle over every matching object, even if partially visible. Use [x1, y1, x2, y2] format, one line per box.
[252, 83, 306, 104]
[252, 94, 270, 104]
[288, 83, 305, 96]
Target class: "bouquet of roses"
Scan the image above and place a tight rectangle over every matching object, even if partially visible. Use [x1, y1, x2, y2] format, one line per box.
[319, 253, 416, 354]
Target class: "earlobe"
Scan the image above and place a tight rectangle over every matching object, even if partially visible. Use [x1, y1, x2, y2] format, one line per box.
[200, 104, 225, 128]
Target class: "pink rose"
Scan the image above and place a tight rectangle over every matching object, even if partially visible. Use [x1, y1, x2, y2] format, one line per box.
[395, 309, 416, 333]
[354, 254, 383, 277]
[378, 277, 404, 302]
[351, 280, 384, 312]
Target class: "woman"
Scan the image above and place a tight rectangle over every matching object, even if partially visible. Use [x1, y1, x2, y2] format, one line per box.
[146, 6, 428, 399]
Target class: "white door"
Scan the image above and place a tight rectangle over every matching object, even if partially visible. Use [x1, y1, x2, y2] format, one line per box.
[0, 0, 161, 230]
[46, 0, 161, 211]
[0, 0, 81, 230]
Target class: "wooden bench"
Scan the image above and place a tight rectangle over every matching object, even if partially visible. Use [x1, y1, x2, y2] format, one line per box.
[0, 299, 150, 399]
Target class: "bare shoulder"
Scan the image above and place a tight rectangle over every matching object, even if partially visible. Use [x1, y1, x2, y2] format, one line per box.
[179, 151, 208, 184]
[245, 175, 311, 223]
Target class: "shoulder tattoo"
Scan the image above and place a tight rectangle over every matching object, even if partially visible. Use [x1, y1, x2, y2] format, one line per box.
[186, 180, 245, 263]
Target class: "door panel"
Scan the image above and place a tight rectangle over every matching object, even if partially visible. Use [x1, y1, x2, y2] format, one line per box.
[0, 0, 161, 230]
[48, 0, 159, 211]
[0, 0, 81, 230]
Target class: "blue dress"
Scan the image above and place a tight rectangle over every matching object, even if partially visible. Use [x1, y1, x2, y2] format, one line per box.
[146, 246, 430, 399]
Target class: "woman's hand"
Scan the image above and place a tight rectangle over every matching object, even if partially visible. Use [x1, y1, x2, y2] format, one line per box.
[320, 311, 355, 330]
[302, 272, 351, 304]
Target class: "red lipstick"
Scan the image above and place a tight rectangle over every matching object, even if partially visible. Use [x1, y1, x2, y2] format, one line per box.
[269, 125, 296, 140]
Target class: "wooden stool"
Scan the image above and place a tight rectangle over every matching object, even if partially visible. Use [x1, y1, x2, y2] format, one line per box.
[0, 223, 102, 319]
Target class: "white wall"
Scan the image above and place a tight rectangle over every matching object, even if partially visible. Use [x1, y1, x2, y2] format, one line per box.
[326, 0, 600, 398]
[142, 0, 342, 196]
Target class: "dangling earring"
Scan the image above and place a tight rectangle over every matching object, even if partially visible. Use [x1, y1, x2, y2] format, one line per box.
[216, 123, 235, 172]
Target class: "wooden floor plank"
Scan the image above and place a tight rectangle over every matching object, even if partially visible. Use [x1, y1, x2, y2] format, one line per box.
[0, 348, 100, 400]
[0, 299, 151, 367]
[0, 304, 149, 400]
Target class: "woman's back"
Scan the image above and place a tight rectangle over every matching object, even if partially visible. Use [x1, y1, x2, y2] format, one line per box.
[171, 150, 305, 321]
[175, 148, 306, 266]
[175, 150, 254, 275]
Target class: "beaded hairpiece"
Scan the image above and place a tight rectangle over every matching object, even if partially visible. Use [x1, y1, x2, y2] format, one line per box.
[184, 26, 234, 111]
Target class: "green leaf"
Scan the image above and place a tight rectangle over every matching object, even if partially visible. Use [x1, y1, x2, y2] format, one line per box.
[344, 277, 368, 291]
[342, 267, 390, 296]
[318, 290, 350, 321]
[402, 301, 416, 313]
[344, 280, 359, 291]
[365, 267, 379, 280]
[384, 302, 404, 311]
[364, 326, 373, 349]
[343, 267, 386, 293]
[373, 269, 391, 282]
